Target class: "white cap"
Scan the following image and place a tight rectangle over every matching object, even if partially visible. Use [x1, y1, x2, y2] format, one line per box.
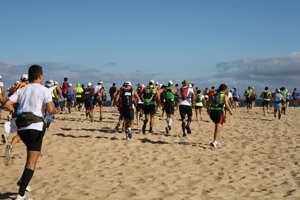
[21, 74, 28, 80]
[205, 95, 209, 99]
[0, 75, 2, 79]
[159, 84, 162, 87]
[125, 81, 132, 86]
[189, 84, 192, 88]
[98, 80, 103, 84]
[141, 84, 145, 88]
[168, 80, 173, 85]
[49, 80, 54, 86]
[15, 80, 20, 85]
[69, 83, 72, 87]
[88, 82, 92, 86]
[286, 89, 288, 92]
[149, 80, 155, 84]
[156, 82, 159, 85]
[54, 81, 58, 85]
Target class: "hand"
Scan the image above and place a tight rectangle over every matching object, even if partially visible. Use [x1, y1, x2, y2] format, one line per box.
[229, 110, 233, 115]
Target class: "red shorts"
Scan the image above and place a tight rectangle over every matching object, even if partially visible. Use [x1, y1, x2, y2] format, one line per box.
[210, 110, 225, 125]
[294, 98, 299, 103]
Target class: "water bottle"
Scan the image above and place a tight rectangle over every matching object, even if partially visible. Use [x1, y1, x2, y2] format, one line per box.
[16, 106, 23, 116]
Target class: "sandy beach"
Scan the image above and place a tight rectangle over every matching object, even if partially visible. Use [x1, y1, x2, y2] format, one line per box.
[0, 107, 299, 200]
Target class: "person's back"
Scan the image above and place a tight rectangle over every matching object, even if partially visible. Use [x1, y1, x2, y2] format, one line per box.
[14, 84, 50, 119]
[233, 89, 238, 98]
[120, 87, 133, 109]
[143, 85, 157, 105]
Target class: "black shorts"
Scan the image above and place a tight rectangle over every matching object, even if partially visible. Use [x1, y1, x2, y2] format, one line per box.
[136, 103, 144, 112]
[18, 129, 45, 151]
[262, 100, 270, 107]
[93, 97, 103, 107]
[121, 108, 134, 120]
[52, 98, 60, 108]
[164, 101, 175, 115]
[85, 100, 94, 109]
[195, 106, 203, 110]
[233, 97, 239, 102]
[144, 104, 156, 115]
[179, 105, 192, 120]
[76, 97, 83, 104]
[210, 110, 225, 125]
[62, 92, 67, 99]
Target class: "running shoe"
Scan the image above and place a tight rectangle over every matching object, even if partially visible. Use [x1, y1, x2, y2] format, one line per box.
[5, 144, 12, 161]
[14, 194, 33, 200]
[182, 133, 187, 137]
[186, 126, 192, 134]
[210, 141, 218, 149]
[149, 128, 153, 133]
[17, 179, 32, 192]
[165, 126, 169, 134]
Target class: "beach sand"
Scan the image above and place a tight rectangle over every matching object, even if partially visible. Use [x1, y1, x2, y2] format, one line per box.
[0, 107, 300, 199]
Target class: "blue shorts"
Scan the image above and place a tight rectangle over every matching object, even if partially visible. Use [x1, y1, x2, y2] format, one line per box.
[274, 103, 282, 109]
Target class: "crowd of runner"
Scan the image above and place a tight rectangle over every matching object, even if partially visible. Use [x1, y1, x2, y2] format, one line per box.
[0, 66, 299, 200]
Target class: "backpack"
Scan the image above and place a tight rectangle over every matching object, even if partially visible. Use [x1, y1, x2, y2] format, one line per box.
[165, 86, 175, 101]
[211, 91, 222, 108]
[180, 87, 188, 100]
[143, 86, 156, 104]
[196, 94, 203, 103]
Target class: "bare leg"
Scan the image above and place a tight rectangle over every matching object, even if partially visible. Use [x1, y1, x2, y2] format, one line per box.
[214, 123, 222, 141]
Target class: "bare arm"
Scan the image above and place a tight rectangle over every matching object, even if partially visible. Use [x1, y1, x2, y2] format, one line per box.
[133, 90, 140, 102]
[4, 99, 15, 114]
[46, 102, 57, 115]
[224, 95, 233, 115]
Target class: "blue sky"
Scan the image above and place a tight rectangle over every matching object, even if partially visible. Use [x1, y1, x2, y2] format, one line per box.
[0, 0, 300, 91]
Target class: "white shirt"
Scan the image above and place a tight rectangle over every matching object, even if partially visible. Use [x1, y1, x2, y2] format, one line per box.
[0, 82, 3, 94]
[179, 87, 194, 106]
[227, 91, 233, 99]
[94, 85, 103, 94]
[9, 83, 52, 131]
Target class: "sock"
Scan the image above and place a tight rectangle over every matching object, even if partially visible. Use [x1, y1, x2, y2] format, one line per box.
[169, 118, 173, 127]
[166, 118, 170, 126]
[18, 168, 34, 196]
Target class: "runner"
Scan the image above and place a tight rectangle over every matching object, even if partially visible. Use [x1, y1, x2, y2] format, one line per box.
[251, 87, 257, 108]
[286, 89, 291, 110]
[0, 75, 4, 120]
[280, 87, 287, 115]
[206, 84, 233, 149]
[232, 87, 239, 108]
[260, 87, 272, 116]
[160, 85, 167, 118]
[50, 81, 61, 114]
[195, 89, 205, 122]
[109, 83, 117, 107]
[163, 81, 177, 134]
[94, 81, 106, 121]
[83, 82, 95, 121]
[227, 89, 233, 108]
[292, 88, 299, 108]
[5, 74, 29, 161]
[66, 83, 75, 113]
[141, 80, 160, 134]
[208, 86, 215, 97]
[174, 83, 180, 111]
[115, 81, 140, 140]
[114, 82, 126, 133]
[179, 80, 194, 137]
[0, 75, 6, 144]
[5, 65, 57, 200]
[244, 86, 254, 111]
[74, 83, 84, 111]
[273, 89, 284, 119]
[135, 83, 145, 125]
[60, 77, 69, 111]
[203, 88, 209, 96]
